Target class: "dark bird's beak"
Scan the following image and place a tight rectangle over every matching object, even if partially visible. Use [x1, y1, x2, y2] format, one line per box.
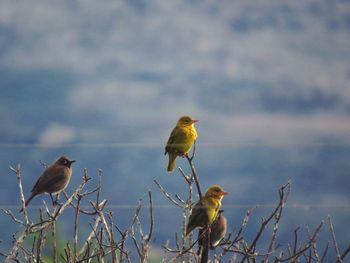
[192, 119, 199, 123]
[69, 160, 76, 165]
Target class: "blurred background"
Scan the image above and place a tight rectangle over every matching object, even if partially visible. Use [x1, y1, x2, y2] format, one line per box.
[0, 0, 349, 260]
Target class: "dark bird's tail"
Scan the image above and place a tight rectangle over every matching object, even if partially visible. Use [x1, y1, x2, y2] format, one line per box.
[19, 193, 35, 213]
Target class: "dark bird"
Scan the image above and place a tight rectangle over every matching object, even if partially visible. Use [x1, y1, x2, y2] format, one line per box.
[20, 156, 75, 212]
[209, 210, 227, 248]
[198, 210, 227, 250]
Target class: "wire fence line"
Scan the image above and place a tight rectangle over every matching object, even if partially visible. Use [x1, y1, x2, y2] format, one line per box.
[1, 204, 350, 210]
[0, 142, 350, 149]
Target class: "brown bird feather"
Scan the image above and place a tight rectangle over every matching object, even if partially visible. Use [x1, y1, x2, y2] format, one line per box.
[20, 156, 75, 212]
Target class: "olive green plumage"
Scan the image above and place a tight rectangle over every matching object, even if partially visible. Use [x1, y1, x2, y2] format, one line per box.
[186, 185, 228, 236]
[165, 116, 198, 172]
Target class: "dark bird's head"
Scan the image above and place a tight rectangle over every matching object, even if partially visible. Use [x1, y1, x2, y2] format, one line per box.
[56, 156, 76, 168]
[177, 116, 198, 127]
[215, 210, 227, 228]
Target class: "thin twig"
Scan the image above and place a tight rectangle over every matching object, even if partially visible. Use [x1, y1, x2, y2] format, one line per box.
[146, 191, 154, 243]
[328, 215, 342, 263]
[241, 182, 291, 263]
[36, 210, 46, 263]
[154, 180, 182, 207]
[337, 244, 350, 263]
[277, 221, 324, 262]
[321, 241, 329, 263]
[73, 194, 82, 262]
[78, 217, 101, 257]
[1, 209, 25, 226]
[185, 153, 202, 200]
[307, 225, 320, 262]
[52, 218, 57, 263]
[10, 164, 29, 225]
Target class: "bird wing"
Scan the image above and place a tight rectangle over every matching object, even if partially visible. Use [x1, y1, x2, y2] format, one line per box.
[31, 174, 43, 193]
[31, 165, 67, 194]
[189, 199, 209, 228]
[165, 126, 187, 154]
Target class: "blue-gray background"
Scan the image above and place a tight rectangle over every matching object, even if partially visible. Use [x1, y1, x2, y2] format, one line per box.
[1, 0, 350, 260]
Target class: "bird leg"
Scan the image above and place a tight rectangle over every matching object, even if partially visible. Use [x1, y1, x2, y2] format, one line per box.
[50, 193, 55, 205]
[180, 152, 187, 158]
[54, 193, 63, 207]
[50, 193, 61, 207]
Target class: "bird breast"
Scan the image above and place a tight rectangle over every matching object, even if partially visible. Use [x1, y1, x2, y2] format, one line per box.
[47, 167, 72, 194]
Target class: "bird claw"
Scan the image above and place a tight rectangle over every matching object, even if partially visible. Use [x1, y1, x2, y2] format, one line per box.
[53, 200, 62, 207]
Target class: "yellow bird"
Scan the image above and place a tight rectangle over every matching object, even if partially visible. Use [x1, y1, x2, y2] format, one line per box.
[186, 185, 228, 236]
[165, 116, 198, 172]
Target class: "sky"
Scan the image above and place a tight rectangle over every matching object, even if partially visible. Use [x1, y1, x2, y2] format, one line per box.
[1, 0, 350, 147]
[0, 0, 350, 258]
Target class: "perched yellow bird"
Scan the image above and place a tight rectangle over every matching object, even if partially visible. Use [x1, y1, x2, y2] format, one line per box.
[186, 185, 228, 236]
[165, 116, 198, 172]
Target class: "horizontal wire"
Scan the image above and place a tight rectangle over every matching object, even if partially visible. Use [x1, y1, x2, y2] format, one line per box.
[0, 143, 160, 148]
[1, 204, 350, 210]
[0, 142, 349, 148]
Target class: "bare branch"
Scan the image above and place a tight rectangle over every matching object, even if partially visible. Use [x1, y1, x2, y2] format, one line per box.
[328, 215, 342, 263]
[1, 209, 25, 226]
[51, 218, 57, 263]
[178, 167, 191, 184]
[146, 191, 154, 243]
[307, 225, 320, 262]
[91, 200, 118, 262]
[10, 164, 29, 224]
[154, 180, 182, 207]
[321, 241, 329, 263]
[73, 194, 82, 262]
[241, 181, 291, 263]
[337, 244, 350, 263]
[78, 217, 101, 257]
[277, 221, 324, 262]
[185, 153, 202, 200]
[4, 174, 91, 262]
[36, 210, 46, 263]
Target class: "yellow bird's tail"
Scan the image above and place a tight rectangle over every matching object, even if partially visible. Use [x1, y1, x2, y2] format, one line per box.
[167, 153, 177, 172]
